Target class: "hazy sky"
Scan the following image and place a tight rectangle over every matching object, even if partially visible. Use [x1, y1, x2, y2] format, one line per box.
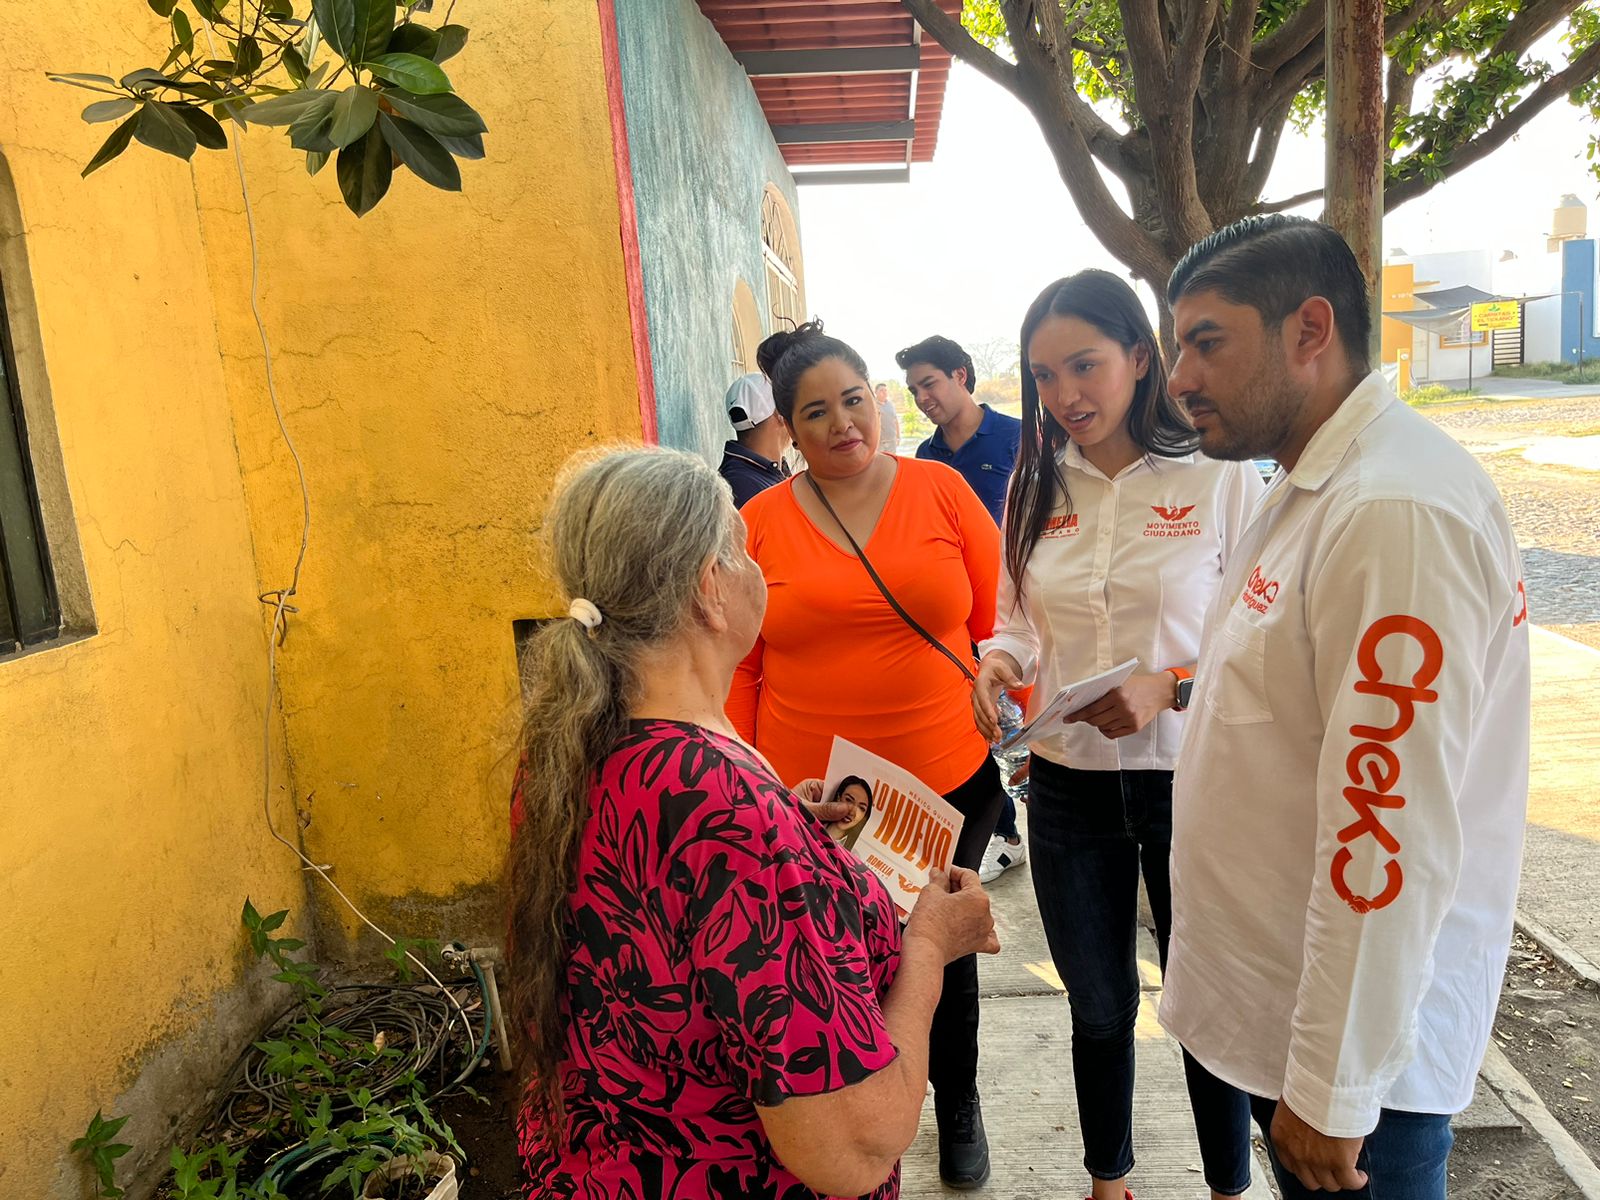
[796, 59, 1600, 383]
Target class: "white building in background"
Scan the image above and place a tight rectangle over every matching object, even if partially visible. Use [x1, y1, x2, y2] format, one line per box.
[1382, 194, 1592, 386]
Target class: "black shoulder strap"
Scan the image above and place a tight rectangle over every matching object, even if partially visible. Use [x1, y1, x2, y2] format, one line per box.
[804, 473, 977, 684]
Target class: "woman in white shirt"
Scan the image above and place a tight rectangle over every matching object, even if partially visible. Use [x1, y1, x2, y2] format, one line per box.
[972, 270, 1263, 1200]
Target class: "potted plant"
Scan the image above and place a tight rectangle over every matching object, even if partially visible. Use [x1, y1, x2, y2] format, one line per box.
[358, 1150, 457, 1200]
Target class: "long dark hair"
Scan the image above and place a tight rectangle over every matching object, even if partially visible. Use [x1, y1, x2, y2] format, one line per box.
[756, 319, 871, 422]
[1005, 271, 1198, 588]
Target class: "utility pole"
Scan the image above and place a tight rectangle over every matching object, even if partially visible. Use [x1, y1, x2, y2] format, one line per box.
[1324, 0, 1386, 361]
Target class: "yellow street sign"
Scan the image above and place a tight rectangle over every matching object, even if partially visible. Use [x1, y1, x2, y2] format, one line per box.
[1471, 301, 1520, 331]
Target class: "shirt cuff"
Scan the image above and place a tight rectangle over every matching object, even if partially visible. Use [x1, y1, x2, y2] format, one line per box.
[1280, 1051, 1386, 1139]
[978, 634, 1038, 685]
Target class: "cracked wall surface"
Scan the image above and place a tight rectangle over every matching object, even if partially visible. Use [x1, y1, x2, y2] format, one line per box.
[2, 2, 646, 1196]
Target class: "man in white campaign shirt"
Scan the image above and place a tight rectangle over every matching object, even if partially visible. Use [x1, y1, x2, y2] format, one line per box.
[1158, 215, 1530, 1200]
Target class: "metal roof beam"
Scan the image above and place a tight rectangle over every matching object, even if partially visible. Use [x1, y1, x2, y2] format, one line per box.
[793, 168, 911, 185]
[736, 46, 921, 76]
[771, 119, 915, 144]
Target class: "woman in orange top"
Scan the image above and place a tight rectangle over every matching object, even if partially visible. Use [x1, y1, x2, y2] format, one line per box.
[727, 321, 1005, 1190]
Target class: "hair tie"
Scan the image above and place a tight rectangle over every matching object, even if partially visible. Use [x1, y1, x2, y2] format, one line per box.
[568, 598, 603, 631]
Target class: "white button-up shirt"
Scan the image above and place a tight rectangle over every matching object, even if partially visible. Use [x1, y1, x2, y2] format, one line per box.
[1159, 373, 1530, 1137]
[980, 444, 1263, 770]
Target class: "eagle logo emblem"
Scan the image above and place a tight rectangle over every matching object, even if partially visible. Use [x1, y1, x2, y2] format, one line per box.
[1151, 504, 1196, 522]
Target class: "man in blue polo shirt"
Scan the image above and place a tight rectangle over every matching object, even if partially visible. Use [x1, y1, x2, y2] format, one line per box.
[898, 335, 1021, 525]
[898, 335, 1027, 883]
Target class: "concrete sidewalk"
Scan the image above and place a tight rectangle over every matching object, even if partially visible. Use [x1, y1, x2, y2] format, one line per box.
[1434, 377, 1600, 401]
[1519, 627, 1600, 971]
[899, 832, 1278, 1199]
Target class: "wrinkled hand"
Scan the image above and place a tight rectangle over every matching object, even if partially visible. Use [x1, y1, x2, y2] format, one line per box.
[1067, 672, 1176, 740]
[905, 866, 1000, 963]
[1270, 1101, 1368, 1192]
[973, 653, 1023, 744]
[792, 778, 853, 824]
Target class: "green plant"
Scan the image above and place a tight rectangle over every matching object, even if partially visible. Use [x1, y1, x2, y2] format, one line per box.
[48, 0, 486, 216]
[383, 936, 438, 984]
[71, 902, 465, 1200]
[1403, 383, 1476, 406]
[70, 1110, 133, 1199]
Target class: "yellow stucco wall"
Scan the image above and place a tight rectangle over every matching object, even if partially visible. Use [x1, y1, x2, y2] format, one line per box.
[190, 0, 645, 954]
[1, 2, 643, 1196]
[0, 8, 310, 1197]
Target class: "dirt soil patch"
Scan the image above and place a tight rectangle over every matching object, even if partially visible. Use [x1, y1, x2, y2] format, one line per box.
[440, 1065, 524, 1199]
[1494, 932, 1600, 1164]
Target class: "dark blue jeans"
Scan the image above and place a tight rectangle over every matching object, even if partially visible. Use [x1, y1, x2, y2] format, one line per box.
[1185, 1052, 1455, 1198]
[1029, 757, 1250, 1182]
[995, 792, 1019, 841]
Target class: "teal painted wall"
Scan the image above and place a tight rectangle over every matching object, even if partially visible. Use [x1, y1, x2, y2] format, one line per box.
[615, 0, 802, 460]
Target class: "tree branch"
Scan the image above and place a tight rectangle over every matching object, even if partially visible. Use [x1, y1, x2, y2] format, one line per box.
[1386, 34, 1600, 210]
[1385, 52, 1417, 147]
[1221, 0, 1263, 90]
[1240, 97, 1295, 203]
[899, 0, 1023, 100]
[1253, 0, 1327, 76]
[1253, 187, 1323, 214]
[1485, 0, 1573, 65]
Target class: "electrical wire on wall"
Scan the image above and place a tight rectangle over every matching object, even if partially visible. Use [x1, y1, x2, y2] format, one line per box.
[202, 20, 479, 1059]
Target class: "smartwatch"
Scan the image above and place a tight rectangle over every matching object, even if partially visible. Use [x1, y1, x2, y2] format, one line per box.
[1165, 666, 1195, 712]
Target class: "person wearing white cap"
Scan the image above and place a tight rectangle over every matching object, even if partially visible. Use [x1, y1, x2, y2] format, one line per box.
[719, 372, 791, 509]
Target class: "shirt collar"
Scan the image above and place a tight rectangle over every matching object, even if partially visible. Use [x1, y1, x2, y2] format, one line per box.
[722, 440, 785, 473]
[1057, 439, 1195, 481]
[1285, 370, 1396, 492]
[930, 403, 998, 451]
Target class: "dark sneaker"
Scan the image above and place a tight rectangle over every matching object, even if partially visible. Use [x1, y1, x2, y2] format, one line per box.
[935, 1089, 991, 1189]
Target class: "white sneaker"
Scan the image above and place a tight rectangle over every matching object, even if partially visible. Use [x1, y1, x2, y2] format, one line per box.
[978, 836, 1026, 884]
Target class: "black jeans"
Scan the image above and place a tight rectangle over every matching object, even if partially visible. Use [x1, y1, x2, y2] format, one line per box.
[1029, 757, 1249, 1183]
[928, 754, 1005, 1104]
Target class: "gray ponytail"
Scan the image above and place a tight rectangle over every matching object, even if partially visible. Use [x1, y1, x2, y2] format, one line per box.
[506, 445, 742, 1130]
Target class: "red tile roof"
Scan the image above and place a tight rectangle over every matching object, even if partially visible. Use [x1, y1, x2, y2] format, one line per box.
[696, 0, 963, 169]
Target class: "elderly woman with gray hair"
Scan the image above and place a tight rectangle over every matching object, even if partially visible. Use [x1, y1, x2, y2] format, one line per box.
[506, 446, 998, 1200]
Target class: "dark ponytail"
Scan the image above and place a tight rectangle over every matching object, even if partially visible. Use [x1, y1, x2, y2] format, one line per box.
[756, 319, 871, 421]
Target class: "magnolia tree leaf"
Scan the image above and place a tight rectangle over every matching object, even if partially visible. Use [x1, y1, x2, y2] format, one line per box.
[174, 105, 228, 148]
[80, 113, 137, 176]
[243, 88, 333, 125]
[386, 23, 438, 56]
[364, 52, 450, 94]
[148, 0, 179, 14]
[379, 88, 484, 137]
[313, 0, 395, 64]
[336, 127, 392, 215]
[434, 24, 467, 63]
[328, 84, 379, 147]
[435, 130, 483, 160]
[83, 98, 138, 123]
[306, 149, 331, 175]
[288, 99, 338, 152]
[377, 112, 459, 190]
[134, 101, 199, 159]
[283, 42, 310, 85]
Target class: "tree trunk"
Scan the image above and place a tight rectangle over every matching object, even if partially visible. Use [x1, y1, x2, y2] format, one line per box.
[1324, 0, 1386, 360]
